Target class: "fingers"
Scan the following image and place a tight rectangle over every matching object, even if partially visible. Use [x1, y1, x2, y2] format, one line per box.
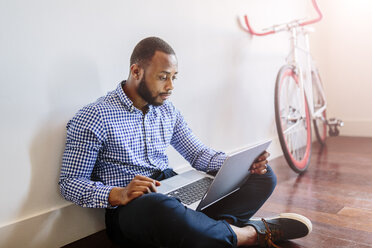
[128, 175, 160, 194]
[134, 175, 160, 187]
[256, 151, 270, 162]
[110, 176, 162, 206]
[250, 160, 268, 175]
[250, 151, 270, 175]
[134, 175, 161, 185]
[134, 185, 153, 194]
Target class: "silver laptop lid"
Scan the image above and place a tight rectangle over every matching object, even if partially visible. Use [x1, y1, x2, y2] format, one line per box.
[197, 140, 272, 211]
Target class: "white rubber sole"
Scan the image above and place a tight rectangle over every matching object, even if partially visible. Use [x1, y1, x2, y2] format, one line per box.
[250, 212, 313, 235]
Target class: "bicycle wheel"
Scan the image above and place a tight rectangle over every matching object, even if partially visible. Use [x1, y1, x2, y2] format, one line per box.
[311, 69, 327, 145]
[275, 65, 312, 173]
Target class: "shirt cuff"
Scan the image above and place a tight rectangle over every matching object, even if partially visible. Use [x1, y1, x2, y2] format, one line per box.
[208, 152, 227, 172]
[91, 185, 115, 208]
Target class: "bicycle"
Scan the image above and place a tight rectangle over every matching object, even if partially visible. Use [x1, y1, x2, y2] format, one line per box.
[241, 0, 343, 173]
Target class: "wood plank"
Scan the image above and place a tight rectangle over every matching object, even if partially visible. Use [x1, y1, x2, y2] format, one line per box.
[338, 206, 372, 219]
[271, 185, 372, 210]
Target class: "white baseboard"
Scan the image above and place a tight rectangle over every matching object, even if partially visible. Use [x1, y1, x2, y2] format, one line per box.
[0, 203, 105, 248]
[339, 120, 372, 137]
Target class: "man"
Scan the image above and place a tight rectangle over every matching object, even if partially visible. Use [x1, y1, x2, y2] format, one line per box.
[59, 37, 312, 247]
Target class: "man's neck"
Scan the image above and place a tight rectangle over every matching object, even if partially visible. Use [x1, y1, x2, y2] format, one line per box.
[122, 80, 148, 113]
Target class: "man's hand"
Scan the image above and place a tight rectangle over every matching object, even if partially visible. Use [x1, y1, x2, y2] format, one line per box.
[250, 151, 270, 175]
[108, 175, 161, 206]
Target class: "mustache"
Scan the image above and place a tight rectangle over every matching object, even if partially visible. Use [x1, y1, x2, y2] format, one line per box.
[159, 91, 172, 96]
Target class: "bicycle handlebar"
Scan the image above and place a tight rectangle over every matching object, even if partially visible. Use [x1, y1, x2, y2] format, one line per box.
[299, 0, 323, 26]
[244, 15, 276, 36]
[243, 0, 323, 36]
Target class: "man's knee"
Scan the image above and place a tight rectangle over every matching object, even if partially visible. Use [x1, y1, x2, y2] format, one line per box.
[265, 165, 277, 191]
[248, 164, 277, 195]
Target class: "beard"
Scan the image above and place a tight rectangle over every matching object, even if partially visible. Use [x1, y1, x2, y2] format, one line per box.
[137, 74, 162, 106]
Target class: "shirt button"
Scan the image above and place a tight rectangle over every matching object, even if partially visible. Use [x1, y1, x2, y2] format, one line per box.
[147, 137, 151, 142]
[99, 203, 103, 207]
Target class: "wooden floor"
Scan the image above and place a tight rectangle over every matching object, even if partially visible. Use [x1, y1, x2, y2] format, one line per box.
[63, 136, 372, 248]
[255, 136, 372, 248]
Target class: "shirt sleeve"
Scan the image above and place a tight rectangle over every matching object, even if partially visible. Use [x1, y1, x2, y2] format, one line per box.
[170, 107, 227, 172]
[59, 105, 113, 208]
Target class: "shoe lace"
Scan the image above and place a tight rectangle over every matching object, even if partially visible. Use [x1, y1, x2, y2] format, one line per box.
[261, 218, 282, 248]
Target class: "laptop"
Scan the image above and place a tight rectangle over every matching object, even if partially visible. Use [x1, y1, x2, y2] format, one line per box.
[157, 140, 272, 211]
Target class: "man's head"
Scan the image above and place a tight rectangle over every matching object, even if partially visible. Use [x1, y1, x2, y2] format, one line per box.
[128, 37, 178, 108]
[130, 37, 176, 68]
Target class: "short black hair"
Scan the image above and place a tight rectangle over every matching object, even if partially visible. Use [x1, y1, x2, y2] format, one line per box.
[130, 37, 176, 67]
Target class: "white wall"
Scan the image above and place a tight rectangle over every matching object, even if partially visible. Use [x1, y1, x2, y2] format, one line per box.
[311, 0, 372, 136]
[0, 0, 334, 247]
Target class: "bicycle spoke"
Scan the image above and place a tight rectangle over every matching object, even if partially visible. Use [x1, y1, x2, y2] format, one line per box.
[281, 118, 304, 135]
[284, 118, 308, 161]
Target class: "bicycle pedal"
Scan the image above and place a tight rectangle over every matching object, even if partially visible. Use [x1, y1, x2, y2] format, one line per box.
[329, 127, 339, 137]
[327, 118, 344, 127]
[337, 120, 344, 127]
[327, 118, 343, 137]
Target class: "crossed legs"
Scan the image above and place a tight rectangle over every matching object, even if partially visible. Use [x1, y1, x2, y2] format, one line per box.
[105, 165, 277, 247]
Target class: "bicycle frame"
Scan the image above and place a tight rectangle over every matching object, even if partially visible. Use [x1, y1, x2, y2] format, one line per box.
[287, 26, 327, 123]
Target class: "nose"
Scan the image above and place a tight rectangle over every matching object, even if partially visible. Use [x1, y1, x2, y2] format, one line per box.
[165, 78, 174, 91]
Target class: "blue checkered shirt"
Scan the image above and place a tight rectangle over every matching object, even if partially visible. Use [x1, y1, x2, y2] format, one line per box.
[59, 82, 227, 208]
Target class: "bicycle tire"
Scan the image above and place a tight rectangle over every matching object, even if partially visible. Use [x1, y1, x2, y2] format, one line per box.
[311, 69, 327, 145]
[275, 65, 312, 173]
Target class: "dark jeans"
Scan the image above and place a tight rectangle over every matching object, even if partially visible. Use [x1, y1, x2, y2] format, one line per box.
[105, 166, 277, 248]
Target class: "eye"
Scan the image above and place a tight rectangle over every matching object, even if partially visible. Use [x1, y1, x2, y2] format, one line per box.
[159, 75, 167, 81]
[172, 76, 177, 81]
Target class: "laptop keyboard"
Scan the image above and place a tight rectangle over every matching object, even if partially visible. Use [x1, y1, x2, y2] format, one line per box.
[166, 177, 213, 205]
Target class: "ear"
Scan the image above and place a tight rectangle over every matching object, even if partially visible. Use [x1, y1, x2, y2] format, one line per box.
[130, 64, 143, 80]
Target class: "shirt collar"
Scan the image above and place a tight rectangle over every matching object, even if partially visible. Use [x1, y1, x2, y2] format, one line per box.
[116, 81, 135, 112]
[116, 80, 156, 114]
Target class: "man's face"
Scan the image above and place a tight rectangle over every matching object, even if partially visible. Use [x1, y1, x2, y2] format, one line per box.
[137, 51, 178, 106]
